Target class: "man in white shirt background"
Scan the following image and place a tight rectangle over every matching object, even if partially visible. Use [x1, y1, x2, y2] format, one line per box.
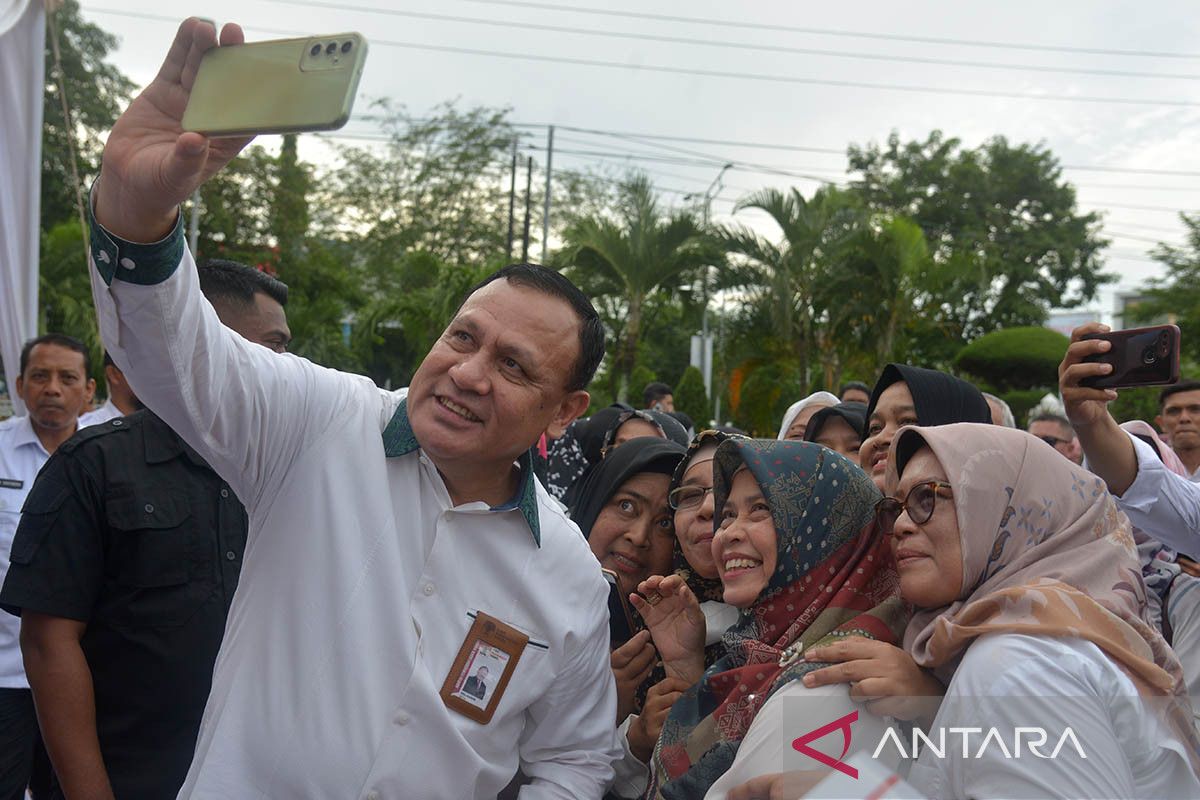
[1157, 381, 1200, 482]
[82, 18, 621, 799]
[0, 333, 95, 799]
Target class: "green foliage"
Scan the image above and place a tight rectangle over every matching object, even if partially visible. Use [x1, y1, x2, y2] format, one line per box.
[955, 327, 1071, 392]
[673, 365, 710, 428]
[629, 365, 658, 406]
[42, 0, 135, 228]
[848, 131, 1112, 343]
[999, 389, 1050, 428]
[38, 221, 102, 383]
[1131, 213, 1200, 364]
[557, 174, 719, 402]
[1109, 386, 1165, 426]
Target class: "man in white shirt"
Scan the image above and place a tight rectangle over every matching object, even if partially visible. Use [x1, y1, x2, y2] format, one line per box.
[78, 352, 141, 427]
[0, 333, 96, 799]
[1157, 381, 1200, 482]
[84, 18, 621, 799]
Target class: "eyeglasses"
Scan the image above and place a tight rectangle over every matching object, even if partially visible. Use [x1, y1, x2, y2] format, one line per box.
[874, 480, 953, 536]
[1037, 435, 1068, 448]
[669, 484, 713, 510]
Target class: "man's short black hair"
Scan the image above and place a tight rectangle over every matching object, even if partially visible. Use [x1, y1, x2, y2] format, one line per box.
[19, 333, 91, 377]
[197, 259, 289, 309]
[1029, 411, 1075, 439]
[461, 263, 605, 392]
[1160, 380, 1200, 410]
[643, 382, 673, 407]
[839, 380, 871, 397]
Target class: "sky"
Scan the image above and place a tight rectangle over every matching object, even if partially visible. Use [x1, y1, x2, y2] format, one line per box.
[80, 0, 1200, 318]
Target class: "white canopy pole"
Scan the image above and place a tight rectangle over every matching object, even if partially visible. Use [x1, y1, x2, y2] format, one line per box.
[0, 0, 45, 415]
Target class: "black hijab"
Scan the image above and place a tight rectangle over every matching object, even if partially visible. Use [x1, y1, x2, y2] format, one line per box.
[804, 401, 868, 443]
[864, 364, 991, 433]
[568, 437, 687, 537]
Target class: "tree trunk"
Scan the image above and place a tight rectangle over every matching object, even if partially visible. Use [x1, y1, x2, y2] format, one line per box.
[618, 297, 644, 404]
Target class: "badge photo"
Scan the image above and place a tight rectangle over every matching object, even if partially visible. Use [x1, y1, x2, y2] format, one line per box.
[440, 611, 529, 725]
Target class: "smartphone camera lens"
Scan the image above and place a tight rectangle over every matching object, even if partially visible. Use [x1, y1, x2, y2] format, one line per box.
[341, 40, 353, 53]
[310, 44, 322, 57]
[1143, 346, 1158, 366]
[1159, 332, 1171, 357]
[326, 42, 338, 55]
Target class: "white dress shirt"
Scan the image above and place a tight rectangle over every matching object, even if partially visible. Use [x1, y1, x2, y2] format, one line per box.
[88, 215, 621, 799]
[0, 416, 55, 688]
[1115, 432, 1200, 557]
[907, 633, 1199, 800]
[78, 398, 124, 427]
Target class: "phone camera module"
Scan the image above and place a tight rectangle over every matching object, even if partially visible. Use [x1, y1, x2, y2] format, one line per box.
[310, 44, 322, 57]
[1158, 333, 1171, 357]
[1143, 346, 1159, 366]
[341, 40, 353, 53]
[325, 42, 338, 55]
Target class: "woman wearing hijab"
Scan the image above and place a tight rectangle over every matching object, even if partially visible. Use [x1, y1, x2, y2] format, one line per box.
[567, 437, 690, 796]
[803, 401, 867, 460]
[630, 439, 907, 800]
[859, 363, 991, 490]
[808, 424, 1200, 798]
[776, 391, 839, 441]
[545, 403, 632, 502]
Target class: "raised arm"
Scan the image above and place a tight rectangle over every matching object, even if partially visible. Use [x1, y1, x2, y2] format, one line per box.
[88, 19, 360, 508]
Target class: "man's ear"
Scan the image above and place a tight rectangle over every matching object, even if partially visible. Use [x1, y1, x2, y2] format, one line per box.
[1155, 414, 1166, 432]
[14, 376, 23, 398]
[547, 390, 590, 439]
[85, 378, 97, 405]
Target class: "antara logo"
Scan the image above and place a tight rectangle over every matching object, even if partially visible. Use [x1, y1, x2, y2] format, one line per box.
[871, 726, 1088, 761]
[792, 710, 859, 779]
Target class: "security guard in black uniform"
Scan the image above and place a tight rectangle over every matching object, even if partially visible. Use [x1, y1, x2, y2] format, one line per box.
[0, 259, 290, 800]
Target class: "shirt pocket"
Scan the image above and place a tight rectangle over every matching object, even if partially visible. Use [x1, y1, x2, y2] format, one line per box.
[463, 609, 553, 717]
[102, 490, 213, 628]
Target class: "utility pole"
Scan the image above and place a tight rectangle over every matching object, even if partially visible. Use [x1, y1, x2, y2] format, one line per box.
[521, 156, 533, 263]
[699, 164, 732, 423]
[541, 125, 554, 264]
[506, 138, 518, 261]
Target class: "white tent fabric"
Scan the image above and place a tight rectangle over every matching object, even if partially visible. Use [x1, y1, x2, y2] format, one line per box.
[0, 0, 45, 415]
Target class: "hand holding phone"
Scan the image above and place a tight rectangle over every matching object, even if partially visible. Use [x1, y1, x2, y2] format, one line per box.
[182, 32, 368, 137]
[1079, 324, 1180, 390]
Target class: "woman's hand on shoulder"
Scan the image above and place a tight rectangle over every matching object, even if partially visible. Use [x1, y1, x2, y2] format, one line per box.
[801, 637, 945, 725]
[626, 676, 692, 763]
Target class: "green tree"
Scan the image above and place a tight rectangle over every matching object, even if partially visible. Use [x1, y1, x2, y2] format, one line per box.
[848, 131, 1112, 343]
[1132, 212, 1200, 364]
[722, 185, 862, 396]
[557, 174, 718, 402]
[39, 221, 102, 382]
[42, 0, 135, 228]
[673, 365, 710, 428]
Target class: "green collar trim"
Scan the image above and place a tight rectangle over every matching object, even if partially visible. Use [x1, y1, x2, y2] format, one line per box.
[383, 399, 541, 546]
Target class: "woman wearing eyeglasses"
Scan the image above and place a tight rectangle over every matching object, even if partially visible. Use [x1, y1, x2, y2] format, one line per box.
[806, 424, 1200, 799]
[627, 438, 908, 800]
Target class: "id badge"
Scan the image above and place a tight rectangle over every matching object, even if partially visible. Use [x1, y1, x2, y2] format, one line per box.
[440, 611, 529, 724]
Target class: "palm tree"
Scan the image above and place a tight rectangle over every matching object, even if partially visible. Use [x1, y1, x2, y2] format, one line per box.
[557, 174, 719, 402]
[722, 186, 862, 396]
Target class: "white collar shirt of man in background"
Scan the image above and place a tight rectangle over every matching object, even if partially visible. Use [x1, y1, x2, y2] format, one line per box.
[88, 210, 622, 800]
[78, 398, 124, 427]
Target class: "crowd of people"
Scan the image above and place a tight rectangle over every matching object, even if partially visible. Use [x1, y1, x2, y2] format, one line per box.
[0, 16, 1198, 800]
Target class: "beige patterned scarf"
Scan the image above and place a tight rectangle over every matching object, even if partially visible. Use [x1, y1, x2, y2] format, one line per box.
[886, 423, 1198, 761]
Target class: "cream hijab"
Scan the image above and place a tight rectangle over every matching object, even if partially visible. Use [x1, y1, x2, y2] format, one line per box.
[887, 423, 1198, 754]
[776, 391, 839, 440]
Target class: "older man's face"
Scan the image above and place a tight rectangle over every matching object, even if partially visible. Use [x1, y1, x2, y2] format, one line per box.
[1029, 420, 1082, 464]
[16, 344, 95, 433]
[408, 280, 589, 478]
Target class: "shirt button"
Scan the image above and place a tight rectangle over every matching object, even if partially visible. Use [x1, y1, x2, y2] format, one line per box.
[422, 583, 435, 596]
[220, 488, 229, 498]
[144, 504, 154, 513]
[225, 550, 237, 561]
[394, 712, 410, 726]
[366, 793, 380, 800]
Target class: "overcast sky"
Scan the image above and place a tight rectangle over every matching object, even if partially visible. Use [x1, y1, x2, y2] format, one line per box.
[82, 0, 1200, 315]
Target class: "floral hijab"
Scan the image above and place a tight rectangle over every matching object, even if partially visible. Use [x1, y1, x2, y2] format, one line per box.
[648, 439, 905, 800]
[890, 423, 1199, 762]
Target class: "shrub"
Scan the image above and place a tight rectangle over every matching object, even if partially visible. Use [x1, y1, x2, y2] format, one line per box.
[955, 327, 1070, 392]
[674, 365, 710, 427]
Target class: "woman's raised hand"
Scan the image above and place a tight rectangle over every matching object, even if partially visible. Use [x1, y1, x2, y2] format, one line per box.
[610, 630, 656, 724]
[629, 575, 707, 683]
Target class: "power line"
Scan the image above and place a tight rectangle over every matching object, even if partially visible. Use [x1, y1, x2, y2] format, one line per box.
[453, 0, 1200, 60]
[85, 7, 1200, 109]
[264, 0, 1200, 82]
